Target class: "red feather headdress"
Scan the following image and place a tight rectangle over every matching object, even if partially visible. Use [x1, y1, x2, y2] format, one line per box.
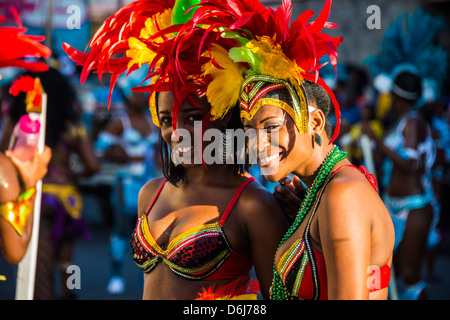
[179, 0, 343, 142]
[63, 0, 342, 143]
[0, 6, 50, 74]
[63, 0, 177, 121]
[62, 0, 211, 130]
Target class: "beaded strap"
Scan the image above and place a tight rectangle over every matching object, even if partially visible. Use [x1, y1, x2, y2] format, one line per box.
[0, 187, 36, 236]
[270, 146, 347, 300]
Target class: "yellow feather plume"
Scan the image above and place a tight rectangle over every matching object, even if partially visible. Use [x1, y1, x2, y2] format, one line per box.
[140, 8, 173, 41]
[247, 36, 304, 86]
[202, 44, 244, 120]
[126, 9, 173, 69]
[126, 37, 157, 69]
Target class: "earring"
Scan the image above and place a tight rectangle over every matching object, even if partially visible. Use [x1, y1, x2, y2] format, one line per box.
[217, 130, 233, 164]
[170, 148, 181, 167]
[314, 133, 322, 147]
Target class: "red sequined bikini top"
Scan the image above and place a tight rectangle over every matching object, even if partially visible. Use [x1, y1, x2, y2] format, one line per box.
[131, 177, 255, 280]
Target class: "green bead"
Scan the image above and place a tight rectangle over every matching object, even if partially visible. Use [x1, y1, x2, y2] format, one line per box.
[271, 146, 347, 299]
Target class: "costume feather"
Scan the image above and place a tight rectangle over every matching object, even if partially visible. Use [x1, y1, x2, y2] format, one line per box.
[365, 8, 448, 91]
[196, 276, 260, 300]
[202, 44, 245, 119]
[0, 7, 50, 74]
[183, 0, 343, 141]
[63, 0, 176, 108]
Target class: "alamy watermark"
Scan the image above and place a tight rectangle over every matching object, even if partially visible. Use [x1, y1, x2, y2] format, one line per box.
[66, 5, 82, 30]
[169, 121, 280, 175]
[366, 5, 381, 30]
[367, 265, 382, 291]
[66, 265, 81, 290]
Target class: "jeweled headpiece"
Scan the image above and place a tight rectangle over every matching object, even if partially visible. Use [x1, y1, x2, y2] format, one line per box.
[63, 0, 343, 143]
[187, 0, 343, 142]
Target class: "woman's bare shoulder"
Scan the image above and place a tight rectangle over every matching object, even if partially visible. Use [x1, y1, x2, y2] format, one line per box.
[236, 178, 288, 225]
[319, 167, 383, 233]
[137, 176, 167, 217]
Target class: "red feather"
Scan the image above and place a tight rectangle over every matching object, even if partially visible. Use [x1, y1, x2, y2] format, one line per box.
[63, 0, 177, 110]
[0, 7, 50, 72]
[9, 75, 35, 96]
[196, 276, 260, 300]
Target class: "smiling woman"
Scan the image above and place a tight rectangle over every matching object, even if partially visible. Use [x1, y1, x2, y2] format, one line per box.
[64, 0, 289, 300]
[184, 0, 395, 300]
[132, 88, 288, 300]
[240, 80, 394, 300]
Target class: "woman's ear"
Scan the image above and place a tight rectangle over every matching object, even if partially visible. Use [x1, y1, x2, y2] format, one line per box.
[310, 107, 326, 135]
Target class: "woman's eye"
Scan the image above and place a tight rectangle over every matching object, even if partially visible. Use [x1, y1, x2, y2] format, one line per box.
[265, 124, 282, 132]
[187, 114, 203, 122]
[160, 117, 172, 125]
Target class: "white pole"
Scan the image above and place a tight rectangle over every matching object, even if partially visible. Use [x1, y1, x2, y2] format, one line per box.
[15, 92, 47, 300]
[360, 134, 377, 181]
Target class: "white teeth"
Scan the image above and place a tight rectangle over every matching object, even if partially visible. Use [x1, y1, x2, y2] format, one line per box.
[176, 145, 193, 153]
[259, 153, 279, 165]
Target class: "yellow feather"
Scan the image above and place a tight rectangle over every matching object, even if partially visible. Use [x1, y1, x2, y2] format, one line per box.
[202, 44, 244, 120]
[248, 36, 304, 86]
[126, 37, 157, 68]
[140, 9, 174, 42]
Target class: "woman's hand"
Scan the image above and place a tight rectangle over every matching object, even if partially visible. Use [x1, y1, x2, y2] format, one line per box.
[5, 146, 52, 190]
[273, 175, 306, 220]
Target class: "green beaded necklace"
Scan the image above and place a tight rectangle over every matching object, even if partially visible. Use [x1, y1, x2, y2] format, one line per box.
[270, 145, 347, 300]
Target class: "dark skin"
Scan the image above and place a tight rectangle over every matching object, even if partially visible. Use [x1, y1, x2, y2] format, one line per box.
[362, 92, 434, 290]
[138, 91, 289, 300]
[243, 104, 395, 299]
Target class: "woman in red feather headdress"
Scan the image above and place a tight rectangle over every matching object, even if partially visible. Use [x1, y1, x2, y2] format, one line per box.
[63, 0, 289, 300]
[184, 0, 395, 299]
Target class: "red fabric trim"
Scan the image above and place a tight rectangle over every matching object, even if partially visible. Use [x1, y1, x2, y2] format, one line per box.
[145, 179, 168, 216]
[204, 251, 253, 281]
[219, 177, 255, 226]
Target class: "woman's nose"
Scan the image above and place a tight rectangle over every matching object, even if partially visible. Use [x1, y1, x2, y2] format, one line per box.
[257, 130, 271, 150]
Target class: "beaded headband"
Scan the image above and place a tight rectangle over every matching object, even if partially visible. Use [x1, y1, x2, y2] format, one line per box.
[239, 75, 309, 134]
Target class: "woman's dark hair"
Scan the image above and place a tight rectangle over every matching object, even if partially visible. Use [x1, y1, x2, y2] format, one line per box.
[392, 70, 422, 102]
[302, 80, 333, 139]
[9, 67, 79, 149]
[156, 92, 250, 186]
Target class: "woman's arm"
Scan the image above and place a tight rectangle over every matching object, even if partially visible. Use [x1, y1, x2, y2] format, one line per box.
[73, 125, 101, 177]
[0, 147, 51, 264]
[318, 177, 374, 299]
[362, 117, 428, 173]
[238, 184, 289, 299]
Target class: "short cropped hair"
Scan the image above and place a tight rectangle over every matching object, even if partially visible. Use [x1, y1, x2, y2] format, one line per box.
[302, 80, 332, 139]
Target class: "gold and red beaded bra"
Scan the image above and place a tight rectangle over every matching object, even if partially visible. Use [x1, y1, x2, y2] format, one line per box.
[131, 177, 255, 280]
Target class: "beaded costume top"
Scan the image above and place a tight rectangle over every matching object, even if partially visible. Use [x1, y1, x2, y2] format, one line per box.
[131, 177, 254, 280]
[275, 165, 391, 300]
